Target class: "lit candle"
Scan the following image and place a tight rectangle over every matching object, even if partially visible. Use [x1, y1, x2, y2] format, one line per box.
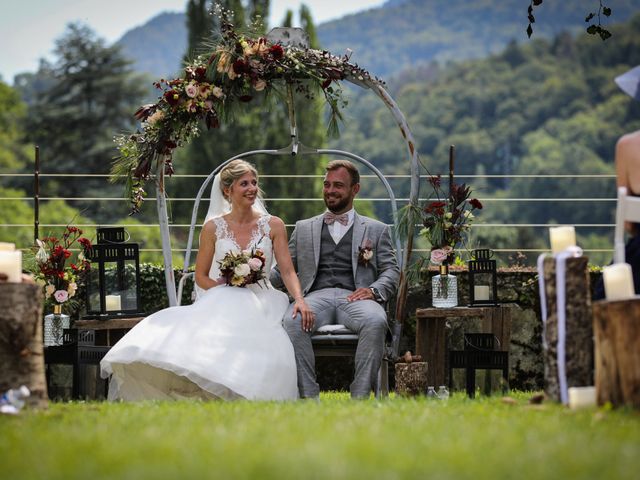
[474, 285, 490, 301]
[603, 263, 635, 301]
[549, 226, 576, 254]
[0, 242, 15, 251]
[105, 295, 121, 311]
[568, 386, 596, 409]
[0, 250, 22, 283]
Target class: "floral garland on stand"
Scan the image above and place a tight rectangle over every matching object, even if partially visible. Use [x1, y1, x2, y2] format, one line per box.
[113, 20, 384, 214]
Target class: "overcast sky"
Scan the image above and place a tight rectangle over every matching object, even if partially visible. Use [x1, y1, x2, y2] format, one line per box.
[0, 0, 385, 83]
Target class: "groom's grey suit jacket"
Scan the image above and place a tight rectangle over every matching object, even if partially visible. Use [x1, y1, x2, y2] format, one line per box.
[272, 212, 400, 303]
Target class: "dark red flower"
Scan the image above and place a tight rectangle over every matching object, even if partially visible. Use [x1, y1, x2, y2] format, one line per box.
[426, 201, 447, 213]
[78, 237, 91, 249]
[238, 95, 253, 102]
[195, 66, 207, 81]
[233, 59, 248, 75]
[429, 175, 441, 188]
[469, 198, 483, 209]
[269, 44, 284, 60]
[163, 90, 180, 106]
[321, 78, 332, 89]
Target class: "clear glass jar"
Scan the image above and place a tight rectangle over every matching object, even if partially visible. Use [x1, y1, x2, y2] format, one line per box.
[437, 385, 450, 400]
[432, 264, 458, 308]
[43, 304, 70, 346]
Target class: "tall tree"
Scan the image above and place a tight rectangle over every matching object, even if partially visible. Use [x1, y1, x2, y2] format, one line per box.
[25, 23, 146, 220]
[0, 81, 30, 174]
[184, 0, 212, 63]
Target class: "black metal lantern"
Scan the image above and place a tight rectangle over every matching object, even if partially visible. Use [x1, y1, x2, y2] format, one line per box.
[84, 227, 142, 319]
[468, 249, 498, 306]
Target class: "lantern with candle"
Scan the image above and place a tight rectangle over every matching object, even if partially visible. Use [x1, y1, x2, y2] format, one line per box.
[84, 227, 142, 319]
[468, 249, 498, 306]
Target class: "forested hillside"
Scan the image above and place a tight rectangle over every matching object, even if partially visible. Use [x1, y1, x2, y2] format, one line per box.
[332, 14, 640, 264]
[318, 0, 639, 78]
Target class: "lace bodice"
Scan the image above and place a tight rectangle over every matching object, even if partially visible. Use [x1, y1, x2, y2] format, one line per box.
[208, 214, 274, 282]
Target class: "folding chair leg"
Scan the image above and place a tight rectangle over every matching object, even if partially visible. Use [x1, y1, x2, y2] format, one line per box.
[466, 366, 476, 398]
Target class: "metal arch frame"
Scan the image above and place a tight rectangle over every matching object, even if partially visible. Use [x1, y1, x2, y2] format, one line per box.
[156, 72, 422, 333]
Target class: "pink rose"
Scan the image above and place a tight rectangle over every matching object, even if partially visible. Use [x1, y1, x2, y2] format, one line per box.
[185, 81, 198, 98]
[430, 246, 452, 265]
[54, 289, 69, 303]
[248, 257, 263, 271]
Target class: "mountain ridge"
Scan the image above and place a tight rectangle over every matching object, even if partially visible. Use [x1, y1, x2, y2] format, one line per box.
[116, 1, 639, 80]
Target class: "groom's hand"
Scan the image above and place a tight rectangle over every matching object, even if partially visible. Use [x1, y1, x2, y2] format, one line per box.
[347, 288, 375, 302]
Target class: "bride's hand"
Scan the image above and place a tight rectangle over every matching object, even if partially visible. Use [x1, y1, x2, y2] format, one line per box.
[293, 297, 314, 332]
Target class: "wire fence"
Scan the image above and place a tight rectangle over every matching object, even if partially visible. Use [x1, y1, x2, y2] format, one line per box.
[0, 171, 618, 265]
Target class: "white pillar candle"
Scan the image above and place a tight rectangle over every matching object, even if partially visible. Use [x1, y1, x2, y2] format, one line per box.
[0, 242, 15, 251]
[474, 285, 490, 301]
[603, 263, 635, 300]
[568, 386, 596, 409]
[549, 226, 576, 254]
[0, 250, 22, 283]
[105, 295, 121, 311]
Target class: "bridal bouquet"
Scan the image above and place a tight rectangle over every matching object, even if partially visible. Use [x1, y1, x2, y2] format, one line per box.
[218, 247, 267, 287]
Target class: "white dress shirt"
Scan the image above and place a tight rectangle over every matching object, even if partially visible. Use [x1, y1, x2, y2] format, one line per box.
[326, 208, 355, 244]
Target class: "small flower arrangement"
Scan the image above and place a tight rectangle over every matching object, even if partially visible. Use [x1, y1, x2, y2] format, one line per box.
[420, 175, 483, 265]
[112, 15, 384, 213]
[32, 225, 92, 309]
[358, 239, 374, 266]
[218, 246, 267, 287]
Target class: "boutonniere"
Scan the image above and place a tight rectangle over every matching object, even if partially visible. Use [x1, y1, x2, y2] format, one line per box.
[358, 239, 374, 266]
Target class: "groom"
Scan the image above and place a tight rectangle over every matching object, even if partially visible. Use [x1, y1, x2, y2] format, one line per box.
[272, 160, 399, 399]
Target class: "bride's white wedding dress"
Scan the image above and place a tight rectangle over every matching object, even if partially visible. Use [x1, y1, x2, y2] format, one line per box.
[100, 214, 298, 401]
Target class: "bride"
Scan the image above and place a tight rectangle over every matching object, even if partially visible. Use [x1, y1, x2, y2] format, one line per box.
[100, 160, 312, 401]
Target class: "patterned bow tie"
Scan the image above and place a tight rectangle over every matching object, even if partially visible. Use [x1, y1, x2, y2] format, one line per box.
[324, 212, 349, 226]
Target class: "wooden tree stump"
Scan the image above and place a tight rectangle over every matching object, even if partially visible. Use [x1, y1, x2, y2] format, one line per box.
[0, 283, 48, 409]
[593, 299, 640, 408]
[542, 257, 593, 402]
[394, 362, 428, 396]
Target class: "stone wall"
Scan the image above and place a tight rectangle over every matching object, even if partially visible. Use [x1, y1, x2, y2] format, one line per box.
[318, 269, 601, 393]
[55, 266, 599, 396]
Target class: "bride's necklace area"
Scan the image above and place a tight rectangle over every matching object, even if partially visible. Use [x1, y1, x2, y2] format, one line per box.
[223, 213, 262, 251]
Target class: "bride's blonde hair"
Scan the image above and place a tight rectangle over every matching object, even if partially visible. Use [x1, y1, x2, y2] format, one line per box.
[219, 160, 264, 201]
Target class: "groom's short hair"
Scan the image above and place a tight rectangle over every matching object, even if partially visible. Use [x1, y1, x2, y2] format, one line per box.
[326, 160, 360, 186]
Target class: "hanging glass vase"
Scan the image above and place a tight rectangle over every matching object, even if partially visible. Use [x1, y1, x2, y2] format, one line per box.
[432, 263, 458, 308]
[43, 304, 70, 347]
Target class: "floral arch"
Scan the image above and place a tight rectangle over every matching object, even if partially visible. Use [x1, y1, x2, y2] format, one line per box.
[113, 21, 421, 328]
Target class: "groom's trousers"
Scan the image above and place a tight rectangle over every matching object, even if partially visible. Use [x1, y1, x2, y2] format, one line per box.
[283, 287, 387, 399]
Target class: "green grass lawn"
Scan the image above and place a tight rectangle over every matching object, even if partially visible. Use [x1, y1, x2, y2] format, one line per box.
[1, 392, 639, 480]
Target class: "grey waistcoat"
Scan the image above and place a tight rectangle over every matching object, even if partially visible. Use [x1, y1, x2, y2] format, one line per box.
[310, 223, 355, 292]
